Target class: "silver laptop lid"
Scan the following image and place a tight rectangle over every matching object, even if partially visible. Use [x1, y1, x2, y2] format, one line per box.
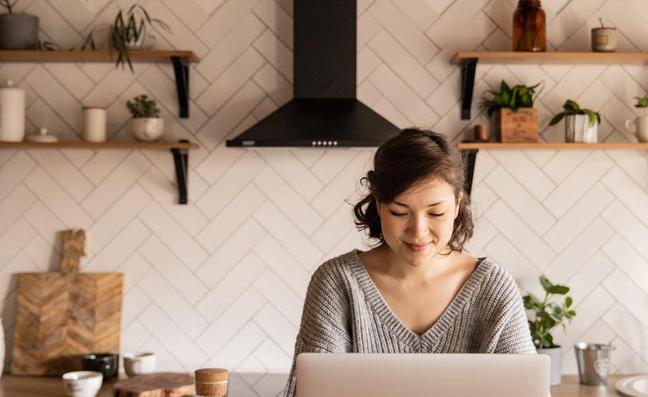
[296, 353, 550, 397]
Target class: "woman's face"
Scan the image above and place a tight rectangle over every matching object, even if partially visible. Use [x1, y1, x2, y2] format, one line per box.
[377, 177, 461, 267]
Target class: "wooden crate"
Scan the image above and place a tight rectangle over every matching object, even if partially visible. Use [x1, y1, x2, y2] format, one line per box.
[498, 108, 539, 143]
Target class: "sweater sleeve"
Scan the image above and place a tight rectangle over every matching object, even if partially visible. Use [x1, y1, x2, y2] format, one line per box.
[283, 261, 352, 397]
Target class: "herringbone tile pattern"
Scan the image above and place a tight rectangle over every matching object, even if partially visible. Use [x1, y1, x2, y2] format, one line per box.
[0, 0, 647, 394]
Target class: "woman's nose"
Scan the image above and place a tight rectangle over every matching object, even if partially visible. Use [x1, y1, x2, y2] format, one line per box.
[408, 215, 429, 237]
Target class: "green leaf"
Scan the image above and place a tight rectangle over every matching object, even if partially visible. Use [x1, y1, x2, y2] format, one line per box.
[564, 99, 581, 113]
[549, 112, 566, 126]
[565, 296, 573, 308]
[539, 275, 553, 292]
[548, 285, 569, 295]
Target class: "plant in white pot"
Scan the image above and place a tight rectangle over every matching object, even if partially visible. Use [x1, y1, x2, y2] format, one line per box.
[0, 0, 39, 49]
[523, 275, 576, 386]
[126, 95, 164, 142]
[549, 99, 601, 143]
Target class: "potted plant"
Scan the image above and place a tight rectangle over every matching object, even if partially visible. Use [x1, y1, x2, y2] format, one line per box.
[126, 95, 164, 141]
[549, 99, 601, 143]
[81, 5, 170, 73]
[0, 0, 39, 49]
[624, 95, 648, 142]
[481, 80, 541, 142]
[523, 275, 576, 386]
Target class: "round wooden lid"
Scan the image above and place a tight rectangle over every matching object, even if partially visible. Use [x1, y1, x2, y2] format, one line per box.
[195, 368, 228, 383]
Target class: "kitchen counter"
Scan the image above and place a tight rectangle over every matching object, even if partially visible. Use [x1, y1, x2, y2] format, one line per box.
[0, 374, 632, 396]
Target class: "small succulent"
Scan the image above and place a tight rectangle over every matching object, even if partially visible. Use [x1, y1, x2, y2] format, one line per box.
[481, 80, 542, 117]
[549, 99, 601, 127]
[126, 95, 161, 118]
[634, 95, 648, 108]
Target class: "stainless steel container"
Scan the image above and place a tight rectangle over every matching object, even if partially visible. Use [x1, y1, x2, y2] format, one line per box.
[574, 342, 614, 385]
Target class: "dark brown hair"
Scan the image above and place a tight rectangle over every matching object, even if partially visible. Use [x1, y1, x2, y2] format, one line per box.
[352, 128, 474, 251]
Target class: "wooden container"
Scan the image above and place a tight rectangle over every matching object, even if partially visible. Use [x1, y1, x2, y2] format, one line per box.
[498, 108, 538, 142]
[195, 368, 229, 397]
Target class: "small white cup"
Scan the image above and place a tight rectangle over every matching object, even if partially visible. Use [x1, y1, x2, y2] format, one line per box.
[62, 371, 103, 397]
[123, 352, 156, 377]
[82, 106, 107, 142]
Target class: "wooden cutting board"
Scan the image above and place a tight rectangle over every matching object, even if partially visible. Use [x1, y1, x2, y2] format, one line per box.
[113, 373, 195, 397]
[11, 229, 124, 375]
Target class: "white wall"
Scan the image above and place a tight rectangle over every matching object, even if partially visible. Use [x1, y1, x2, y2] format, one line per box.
[1, 1, 647, 395]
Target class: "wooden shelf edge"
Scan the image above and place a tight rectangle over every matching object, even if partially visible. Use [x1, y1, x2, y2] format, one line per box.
[0, 50, 200, 63]
[0, 141, 200, 150]
[454, 51, 648, 64]
[457, 142, 648, 150]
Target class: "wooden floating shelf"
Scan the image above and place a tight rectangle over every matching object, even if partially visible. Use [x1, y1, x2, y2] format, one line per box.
[455, 51, 648, 64]
[0, 50, 199, 63]
[458, 142, 648, 150]
[0, 140, 199, 150]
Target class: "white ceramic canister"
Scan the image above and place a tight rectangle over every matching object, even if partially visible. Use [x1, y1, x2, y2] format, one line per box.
[0, 80, 26, 142]
[82, 106, 107, 142]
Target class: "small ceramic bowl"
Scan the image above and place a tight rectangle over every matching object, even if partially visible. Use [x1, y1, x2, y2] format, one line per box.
[81, 353, 119, 379]
[123, 352, 157, 377]
[61, 371, 103, 397]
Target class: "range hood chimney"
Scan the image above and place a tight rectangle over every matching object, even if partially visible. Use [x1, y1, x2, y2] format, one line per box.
[226, 0, 398, 147]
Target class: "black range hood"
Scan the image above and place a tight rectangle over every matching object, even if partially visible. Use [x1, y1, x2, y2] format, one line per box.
[226, 0, 398, 147]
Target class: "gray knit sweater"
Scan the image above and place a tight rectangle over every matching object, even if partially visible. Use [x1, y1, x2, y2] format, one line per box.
[283, 250, 535, 397]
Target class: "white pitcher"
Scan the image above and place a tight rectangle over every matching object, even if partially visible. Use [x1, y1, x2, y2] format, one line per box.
[0, 80, 26, 142]
[624, 116, 648, 142]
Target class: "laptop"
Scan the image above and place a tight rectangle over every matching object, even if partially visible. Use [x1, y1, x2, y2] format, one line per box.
[295, 353, 550, 397]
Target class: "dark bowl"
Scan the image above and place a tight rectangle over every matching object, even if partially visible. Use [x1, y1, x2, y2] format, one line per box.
[81, 353, 119, 379]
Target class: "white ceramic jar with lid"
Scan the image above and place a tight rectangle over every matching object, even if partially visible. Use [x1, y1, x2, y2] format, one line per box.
[0, 80, 26, 142]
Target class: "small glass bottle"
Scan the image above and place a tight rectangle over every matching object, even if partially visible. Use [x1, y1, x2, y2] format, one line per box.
[512, 0, 546, 52]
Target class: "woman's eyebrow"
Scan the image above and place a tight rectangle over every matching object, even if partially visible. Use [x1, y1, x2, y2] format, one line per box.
[393, 200, 444, 207]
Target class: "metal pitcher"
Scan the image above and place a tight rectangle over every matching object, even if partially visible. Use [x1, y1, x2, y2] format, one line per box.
[574, 342, 614, 385]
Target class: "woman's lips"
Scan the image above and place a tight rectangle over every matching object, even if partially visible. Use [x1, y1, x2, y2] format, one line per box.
[404, 242, 430, 252]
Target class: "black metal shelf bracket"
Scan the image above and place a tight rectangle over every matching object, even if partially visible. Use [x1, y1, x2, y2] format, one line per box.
[461, 58, 478, 120]
[462, 149, 479, 195]
[171, 56, 190, 118]
[171, 140, 190, 204]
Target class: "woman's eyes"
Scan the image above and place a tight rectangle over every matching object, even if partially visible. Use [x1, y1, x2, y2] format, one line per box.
[389, 211, 445, 217]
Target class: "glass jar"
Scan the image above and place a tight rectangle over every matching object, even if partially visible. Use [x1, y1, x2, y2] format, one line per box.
[512, 0, 546, 52]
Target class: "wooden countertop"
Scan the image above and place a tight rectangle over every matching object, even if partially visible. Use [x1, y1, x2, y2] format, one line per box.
[0, 374, 635, 396]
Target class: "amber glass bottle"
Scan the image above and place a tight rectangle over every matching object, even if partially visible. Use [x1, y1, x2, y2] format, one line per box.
[512, 0, 546, 52]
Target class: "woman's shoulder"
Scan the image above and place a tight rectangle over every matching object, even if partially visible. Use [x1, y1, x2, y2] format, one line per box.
[309, 249, 362, 287]
[474, 257, 522, 300]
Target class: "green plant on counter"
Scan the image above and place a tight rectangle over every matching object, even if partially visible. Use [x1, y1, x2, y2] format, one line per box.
[549, 99, 601, 127]
[480, 80, 542, 117]
[81, 5, 170, 72]
[127, 95, 161, 118]
[634, 95, 648, 108]
[523, 275, 576, 349]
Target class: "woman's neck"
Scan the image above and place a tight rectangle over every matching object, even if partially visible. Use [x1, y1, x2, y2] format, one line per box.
[376, 244, 456, 283]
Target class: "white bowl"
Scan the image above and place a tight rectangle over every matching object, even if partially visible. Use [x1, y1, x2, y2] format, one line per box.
[62, 371, 103, 397]
[123, 352, 157, 377]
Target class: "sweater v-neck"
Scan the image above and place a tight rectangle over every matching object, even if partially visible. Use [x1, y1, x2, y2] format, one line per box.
[348, 249, 492, 349]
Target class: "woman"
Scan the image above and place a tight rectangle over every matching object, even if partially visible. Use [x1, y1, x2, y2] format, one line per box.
[284, 128, 535, 397]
